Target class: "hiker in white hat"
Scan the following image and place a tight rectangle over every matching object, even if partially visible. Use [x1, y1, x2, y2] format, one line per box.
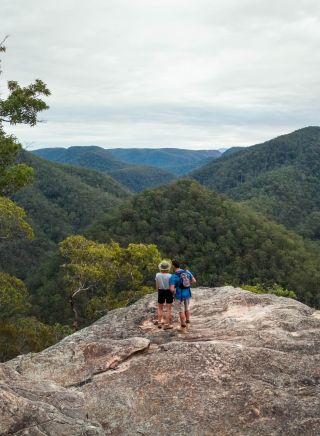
[154, 260, 173, 329]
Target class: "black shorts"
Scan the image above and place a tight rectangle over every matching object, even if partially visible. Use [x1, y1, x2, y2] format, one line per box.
[158, 289, 173, 304]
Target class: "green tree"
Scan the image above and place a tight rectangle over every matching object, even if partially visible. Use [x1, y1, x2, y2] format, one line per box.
[0, 38, 50, 239]
[0, 196, 33, 240]
[60, 235, 161, 328]
[0, 37, 50, 127]
[242, 283, 297, 299]
[0, 39, 72, 362]
[0, 130, 34, 195]
[0, 271, 72, 361]
[0, 272, 29, 319]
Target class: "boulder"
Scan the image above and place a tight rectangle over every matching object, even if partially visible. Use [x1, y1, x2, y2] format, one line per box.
[2, 287, 320, 435]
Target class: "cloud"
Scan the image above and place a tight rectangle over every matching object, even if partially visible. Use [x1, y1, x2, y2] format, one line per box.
[1, 0, 320, 149]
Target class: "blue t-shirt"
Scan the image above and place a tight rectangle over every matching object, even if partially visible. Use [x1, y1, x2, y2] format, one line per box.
[169, 269, 194, 300]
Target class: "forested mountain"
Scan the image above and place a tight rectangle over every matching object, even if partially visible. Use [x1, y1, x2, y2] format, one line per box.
[222, 146, 244, 157]
[33, 146, 175, 192]
[0, 151, 129, 279]
[191, 127, 320, 239]
[88, 179, 320, 308]
[108, 148, 221, 175]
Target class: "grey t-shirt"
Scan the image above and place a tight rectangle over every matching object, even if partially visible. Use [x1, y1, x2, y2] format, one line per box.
[155, 272, 172, 290]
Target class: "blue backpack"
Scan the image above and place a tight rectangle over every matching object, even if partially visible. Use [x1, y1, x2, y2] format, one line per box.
[176, 270, 192, 300]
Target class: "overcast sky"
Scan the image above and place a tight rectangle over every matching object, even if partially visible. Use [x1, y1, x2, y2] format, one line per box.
[1, 0, 320, 150]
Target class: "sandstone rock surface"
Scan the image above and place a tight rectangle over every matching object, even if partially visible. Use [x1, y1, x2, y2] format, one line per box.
[1, 287, 320, 435]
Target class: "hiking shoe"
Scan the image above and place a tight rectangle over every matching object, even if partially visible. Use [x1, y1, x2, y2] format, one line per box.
[163, 324, 173, 330]
[186, 320, 191, 328]
[177, 324, 187, 333]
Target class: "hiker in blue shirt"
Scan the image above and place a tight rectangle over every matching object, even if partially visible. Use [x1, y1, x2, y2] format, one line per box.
[170, 259, 196, 331]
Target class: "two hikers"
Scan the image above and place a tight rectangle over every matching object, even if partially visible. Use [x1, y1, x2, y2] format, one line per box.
[155, 259, 196, 331]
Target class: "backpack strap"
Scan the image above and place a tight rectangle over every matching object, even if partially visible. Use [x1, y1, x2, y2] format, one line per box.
[174, 270, 183, 301]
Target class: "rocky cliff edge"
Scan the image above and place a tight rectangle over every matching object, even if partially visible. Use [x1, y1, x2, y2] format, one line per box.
[1, 287, 320, 435]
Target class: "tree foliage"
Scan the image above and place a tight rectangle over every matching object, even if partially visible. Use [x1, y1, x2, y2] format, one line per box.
[60, 235, 161, 328]
[0, 79, 50, 126]
[0, 316, 72, 362]
[88, 179, 320, 308]
[191, 126, 320, 240]
[32, 145, 176, 192]
[0, 271, 72, 362]
[0, 196, 33, 240]
[0, 272, 29, 319]
[0, 37, 50, 127]
[0, 151, 130, 282]
[0, 130, 33, 195]
[242, 283, 297, 299]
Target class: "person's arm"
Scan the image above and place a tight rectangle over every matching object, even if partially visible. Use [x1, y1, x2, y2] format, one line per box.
[155, 274, 159, 291]
[188, 270, 196, 284]
[169, 275, 175, 294]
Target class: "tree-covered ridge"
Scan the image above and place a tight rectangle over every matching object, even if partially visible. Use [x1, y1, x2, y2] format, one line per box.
[33, 146, 125, 171]
[108, 148, 221, 175]
[191, 126, 320, 238]
[88, 179, 320, 308]
[221, 146, 244, 157]
[32, 146, 176, 192]
[108, 165, 174, 192]
[0, 150, 130, 280]
[18, 151, 129, 236]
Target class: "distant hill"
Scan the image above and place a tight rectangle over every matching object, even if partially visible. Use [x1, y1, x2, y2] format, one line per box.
[33, 146, 175, 192]
[108, 148, 221, 175]
[221, 146, 244, 157]
[88, 179, 320, 308]
[0, 151, 129, 280]
[191, 127, 320, 239]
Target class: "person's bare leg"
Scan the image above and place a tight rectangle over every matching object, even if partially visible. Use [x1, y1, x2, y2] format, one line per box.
[165, 304, 172, 325]
[185, 310, 190, 322]
[158, 304, 163, 323]
[179, 311, 186, 326]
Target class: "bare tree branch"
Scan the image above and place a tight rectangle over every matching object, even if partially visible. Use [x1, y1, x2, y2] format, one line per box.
[0, 35, 9, 48]
[72, 286, 91, 299]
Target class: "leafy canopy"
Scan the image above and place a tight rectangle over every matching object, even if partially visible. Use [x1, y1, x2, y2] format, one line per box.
[60, 235, 161, 327]
[88, 179, 320, 308]
[0, 272, 29, 320]
[0, 196, 33, 240]
[0, 37, 50, 127]
[0, 131, 33, 195]
[0, 270, 72, 362]
[0, 37, 50, 242]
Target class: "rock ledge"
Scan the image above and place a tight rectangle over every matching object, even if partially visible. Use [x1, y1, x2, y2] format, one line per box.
[1, 287, 320, 435]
